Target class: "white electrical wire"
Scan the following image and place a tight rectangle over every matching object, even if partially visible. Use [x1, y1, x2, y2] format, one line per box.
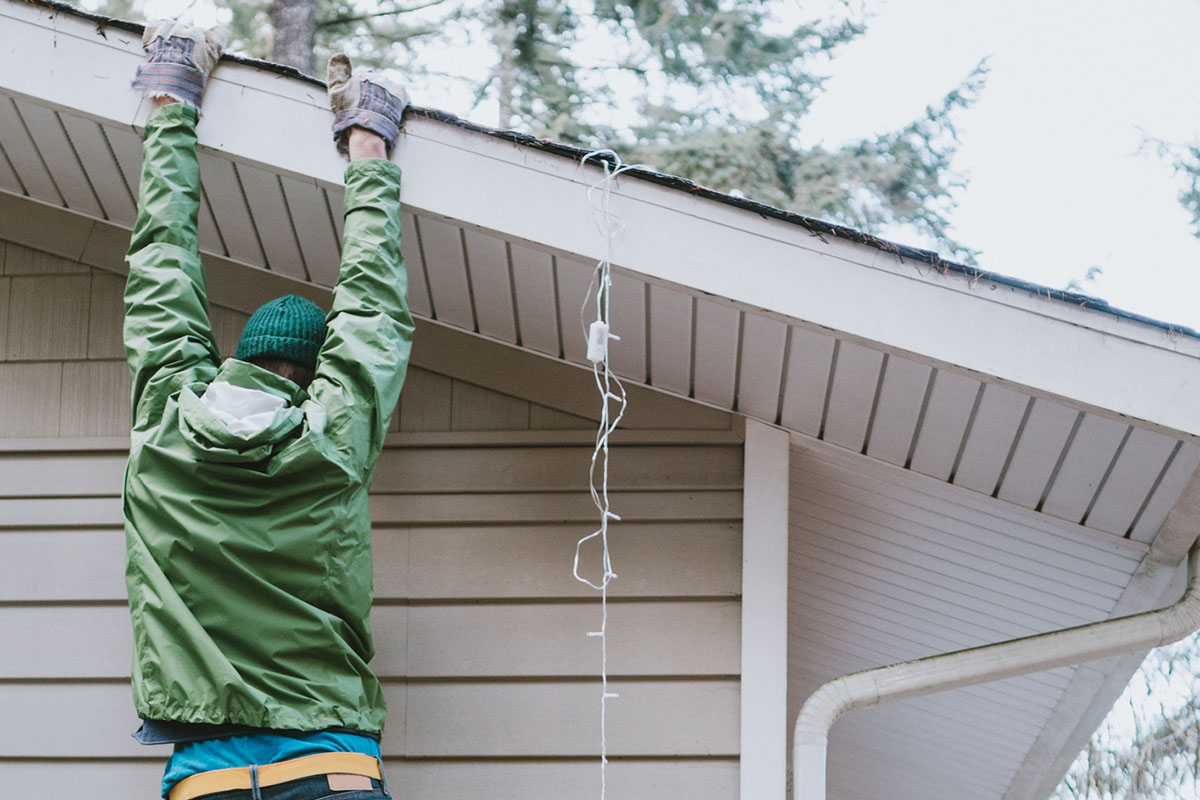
[573, 148, 644, 800]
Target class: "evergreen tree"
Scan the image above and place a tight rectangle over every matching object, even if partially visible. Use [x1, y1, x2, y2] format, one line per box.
[85, 0, 984, 259]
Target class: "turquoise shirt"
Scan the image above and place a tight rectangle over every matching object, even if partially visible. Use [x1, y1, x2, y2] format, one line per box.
[162, 731, 382, 798]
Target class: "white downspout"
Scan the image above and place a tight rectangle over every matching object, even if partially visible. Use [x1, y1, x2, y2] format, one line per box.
[793, 541, 1200, 800]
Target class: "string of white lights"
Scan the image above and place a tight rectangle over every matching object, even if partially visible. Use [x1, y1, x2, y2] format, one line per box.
[573, 148, 643, 800]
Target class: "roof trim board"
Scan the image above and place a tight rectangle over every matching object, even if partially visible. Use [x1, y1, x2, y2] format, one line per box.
[5, 0, 1200, 442]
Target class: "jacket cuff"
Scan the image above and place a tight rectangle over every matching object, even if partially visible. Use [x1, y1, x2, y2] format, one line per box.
[332, 109, 400, 155]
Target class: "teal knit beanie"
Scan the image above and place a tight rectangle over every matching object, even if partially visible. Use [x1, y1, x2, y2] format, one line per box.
[235, 295, 327, 369]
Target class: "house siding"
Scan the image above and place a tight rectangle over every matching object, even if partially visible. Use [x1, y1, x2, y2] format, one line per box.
[0, 238, 743, 799]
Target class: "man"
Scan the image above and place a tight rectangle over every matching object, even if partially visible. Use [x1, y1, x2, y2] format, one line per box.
[122, 20, 413, 800]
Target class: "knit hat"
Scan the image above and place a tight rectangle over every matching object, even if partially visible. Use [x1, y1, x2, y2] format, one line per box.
[235, 295, 327, 369]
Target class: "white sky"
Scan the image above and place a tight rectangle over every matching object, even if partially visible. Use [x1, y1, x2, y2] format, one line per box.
[131, 0, 1200, 334]
[792, 0, 1200, 330]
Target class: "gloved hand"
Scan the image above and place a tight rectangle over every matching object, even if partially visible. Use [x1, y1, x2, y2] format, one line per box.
[131, 20, 228, 108]
[327, 54, 410, 156]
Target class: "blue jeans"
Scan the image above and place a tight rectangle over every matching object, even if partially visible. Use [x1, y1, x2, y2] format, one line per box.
[191, 773, 390, 800]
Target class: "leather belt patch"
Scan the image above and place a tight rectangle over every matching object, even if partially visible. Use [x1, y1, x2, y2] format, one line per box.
[328, 773, 374, 791]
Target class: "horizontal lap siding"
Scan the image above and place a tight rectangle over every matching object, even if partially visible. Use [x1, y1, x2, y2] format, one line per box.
[0, 601, 740, 679]
[3, 760, 740, 800]
[0, 681, 739, 758]
[0, 442, 743, 796]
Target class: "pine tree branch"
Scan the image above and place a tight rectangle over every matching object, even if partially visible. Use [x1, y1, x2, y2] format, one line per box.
[535, 56, 647, 75]
[316, 0, 449, 29]
[418, 69, 481, 83]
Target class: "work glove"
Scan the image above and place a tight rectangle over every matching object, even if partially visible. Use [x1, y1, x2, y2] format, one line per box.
[131, 20, 228, 108]
[327, 54, 410, 156]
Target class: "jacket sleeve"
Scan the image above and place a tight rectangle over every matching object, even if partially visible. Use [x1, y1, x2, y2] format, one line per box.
[309, 158, 414, 475]
[124, 103, 221, 431]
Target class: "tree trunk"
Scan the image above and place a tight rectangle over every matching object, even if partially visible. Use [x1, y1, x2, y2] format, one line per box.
[271, 0, 317, 75]
[495, 17, 517, 130]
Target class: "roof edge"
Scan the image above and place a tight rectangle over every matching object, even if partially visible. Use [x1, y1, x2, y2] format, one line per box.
[35, 0, 1200, 341]
[412, 105, 1200, 341]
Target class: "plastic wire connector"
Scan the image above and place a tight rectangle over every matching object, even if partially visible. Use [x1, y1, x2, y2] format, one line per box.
[587, 320, 610, 363]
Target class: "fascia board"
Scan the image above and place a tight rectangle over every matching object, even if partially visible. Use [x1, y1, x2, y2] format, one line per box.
[5, 0, 1200, 439]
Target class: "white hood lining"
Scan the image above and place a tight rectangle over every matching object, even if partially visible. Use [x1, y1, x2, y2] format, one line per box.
[200, 381, 287, 437]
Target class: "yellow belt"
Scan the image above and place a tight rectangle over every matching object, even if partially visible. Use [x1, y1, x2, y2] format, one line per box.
[168, 752, 381, 800]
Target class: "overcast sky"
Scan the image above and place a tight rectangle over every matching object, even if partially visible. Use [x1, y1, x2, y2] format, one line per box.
[793, 0, 1200, 331]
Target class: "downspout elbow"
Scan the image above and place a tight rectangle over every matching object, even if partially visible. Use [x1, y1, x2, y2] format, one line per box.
[1154, 545, 1200, 644]
[792, 677, 868, 746]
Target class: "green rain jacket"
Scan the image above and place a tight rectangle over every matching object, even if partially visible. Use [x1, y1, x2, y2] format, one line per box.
[123, 103, 412, 734]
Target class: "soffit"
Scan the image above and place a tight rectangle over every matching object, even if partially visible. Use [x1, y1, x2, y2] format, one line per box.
[787, 439, 1166, 800]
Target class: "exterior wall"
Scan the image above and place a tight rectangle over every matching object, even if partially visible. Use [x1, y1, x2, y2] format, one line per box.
[0, 239, 744, 798]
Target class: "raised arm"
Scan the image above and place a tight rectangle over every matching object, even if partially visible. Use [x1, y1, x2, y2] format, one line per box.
[124, 23, 227, 430]
[308, 58, 414, 473]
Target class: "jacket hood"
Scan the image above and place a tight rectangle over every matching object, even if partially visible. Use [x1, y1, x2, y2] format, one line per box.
[178, 359, 307, 462]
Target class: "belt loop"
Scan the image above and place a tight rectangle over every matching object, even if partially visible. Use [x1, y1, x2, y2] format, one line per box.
[250, 764, 261, 800]
[376, 756, 390, 796]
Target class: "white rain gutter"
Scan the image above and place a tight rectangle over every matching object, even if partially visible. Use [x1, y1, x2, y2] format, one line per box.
[793, 541, 1200, 800]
